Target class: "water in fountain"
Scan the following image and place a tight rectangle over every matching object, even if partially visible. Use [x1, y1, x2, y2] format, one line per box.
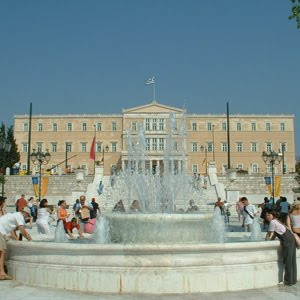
[54, 220, 67, 243]
[250, 217, 263, 241]
[211, 208, 226, 243]
[92, 215, 111, 244]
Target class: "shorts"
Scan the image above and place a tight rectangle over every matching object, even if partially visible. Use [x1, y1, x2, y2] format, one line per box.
[0, 232, 7, 251]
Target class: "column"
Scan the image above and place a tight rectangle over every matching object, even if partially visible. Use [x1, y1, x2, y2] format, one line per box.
[122, 160, 125, 171]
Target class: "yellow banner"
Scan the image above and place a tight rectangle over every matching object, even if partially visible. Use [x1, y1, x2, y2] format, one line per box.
[32, 176, 50, 199]
[266, 184, 272, 196]
[275, 175, 281, 197]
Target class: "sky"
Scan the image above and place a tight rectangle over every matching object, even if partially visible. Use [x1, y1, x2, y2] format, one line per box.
[0, 1, 299, 155]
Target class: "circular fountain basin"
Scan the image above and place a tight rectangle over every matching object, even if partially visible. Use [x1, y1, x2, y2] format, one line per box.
[105, 213, 214, 243]
[6, 238, 300, 294]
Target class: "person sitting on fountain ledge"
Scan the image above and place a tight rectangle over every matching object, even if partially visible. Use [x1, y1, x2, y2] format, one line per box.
[112, 200, 126, 213]
[64, 218, 84, 239]
[75, 195, 93, 231]
[130, 200, 141, 213]
[0, 209, 32, 280]
[186, 199, 199, 213]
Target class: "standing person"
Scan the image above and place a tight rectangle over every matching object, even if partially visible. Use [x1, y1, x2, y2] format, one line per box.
[75, 195, 93, 230]
[279, 197, 290, 225]
[287, 200, 300, 237]
[236, 198, 244, 222]
[57, 200, 69, 223]
[241, 197, 257, 232]
[90, 198, 101, 219]
[0, 210, 32, 280]
[186, 199, 199, 213]
[16, 194, 27, 212]
[28, 197, 37, 221]
[73, 199, 80, 216]
[36, 199, 53, 234]
[265, 210, 297, 286]
[258, 197, 270, 229]
[224, 201, 231, 223]
[0, 197, 7, 217]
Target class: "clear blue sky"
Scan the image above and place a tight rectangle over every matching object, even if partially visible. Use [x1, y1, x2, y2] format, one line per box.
[0, 1, 299, 155]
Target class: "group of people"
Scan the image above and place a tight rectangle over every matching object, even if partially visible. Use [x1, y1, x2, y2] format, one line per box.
[214, 197, 232, 223]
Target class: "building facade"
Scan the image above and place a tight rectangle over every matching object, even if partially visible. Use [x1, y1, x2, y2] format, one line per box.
[14, 101, 295, 176]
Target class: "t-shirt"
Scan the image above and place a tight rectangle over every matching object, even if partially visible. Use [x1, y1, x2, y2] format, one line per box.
[279, 202, 290, 214]
[268, 219, 286, 235]
[242, 204, 257, 225]
[17, 198, 27, 212]
[0, 212, 25, 235]
[90, 202, 99, 219]
[64, 222, 80, 233]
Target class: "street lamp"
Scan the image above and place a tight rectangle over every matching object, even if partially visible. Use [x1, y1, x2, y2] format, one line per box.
[30, 149, 51, 202]
[200, 145, 208, 175]
[0, 135, 11, 197]
[262, 150, 282, 201]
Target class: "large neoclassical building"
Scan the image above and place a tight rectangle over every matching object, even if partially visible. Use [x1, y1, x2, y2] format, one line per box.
[14, 101, 295, 176]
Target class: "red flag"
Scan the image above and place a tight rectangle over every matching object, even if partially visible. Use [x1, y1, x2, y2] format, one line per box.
[90, 137, 96, 160]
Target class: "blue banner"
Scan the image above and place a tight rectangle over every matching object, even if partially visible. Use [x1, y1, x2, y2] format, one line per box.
[264, 176, 271, 185]
[32, 176, 39, 185]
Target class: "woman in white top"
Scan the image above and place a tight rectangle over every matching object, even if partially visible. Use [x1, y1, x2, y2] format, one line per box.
[265, 210, 297, 286]
[36, 199, 53, 234]
[287, 200, 300, 237]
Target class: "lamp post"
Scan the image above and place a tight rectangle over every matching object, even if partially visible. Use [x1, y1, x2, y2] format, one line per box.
[262, 150, 282, 201]
[200, 145, 208, 175]
[281, 144, 285, 174]
[102, 145, 109, 162]
[0, 136, 11, 197]
[30, 149, 51, 202]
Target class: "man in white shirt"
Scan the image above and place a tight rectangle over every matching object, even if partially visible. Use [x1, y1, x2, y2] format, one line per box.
[0, 210, 32, 280]
[241, 197, 258, 232]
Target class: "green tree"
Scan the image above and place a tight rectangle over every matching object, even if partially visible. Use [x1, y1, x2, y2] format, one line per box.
[289, 0, 300, 29]
[0, 123, 20, 173]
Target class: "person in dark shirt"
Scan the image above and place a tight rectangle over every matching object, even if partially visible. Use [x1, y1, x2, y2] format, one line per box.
[90, 198, 101, 219]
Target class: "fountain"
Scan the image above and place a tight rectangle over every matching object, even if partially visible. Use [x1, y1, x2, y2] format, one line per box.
[6, 114, 300, 294]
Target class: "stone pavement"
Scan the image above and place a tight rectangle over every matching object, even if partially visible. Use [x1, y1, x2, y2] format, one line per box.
[0, 280, 299, 300]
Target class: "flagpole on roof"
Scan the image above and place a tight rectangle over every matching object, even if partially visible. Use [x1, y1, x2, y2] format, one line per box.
[93, 125, 96, 175]
[144, 76, 156, 101]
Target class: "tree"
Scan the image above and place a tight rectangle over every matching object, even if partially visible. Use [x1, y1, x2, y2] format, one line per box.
[0, 123, 20, 174]
[289, 0, 300, 29]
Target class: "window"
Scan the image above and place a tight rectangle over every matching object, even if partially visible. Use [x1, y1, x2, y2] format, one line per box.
[222, 142, 228, 152]
[207, 122, 212, 131]
[222, 122, 227, 131]
[192, 164, 198, 174]
[159, 138, 164, 151]
[280, 142, 287, 152]
[266, 122, 271, 131]
[267, 164, 272, 173]
[237, 164, 243, 170]
[52, 123, 58, 131]
[146, 138, 150, 151]
[251, 164, 258, 173]
[51, 143, 57, 153]
[251, 142, 257, 152]
[97, 123, 102, 131]
[145, 119, 150, 130]
[23, 123, 28, 132]
[131, 122, 137, 131]
[67, 123, 72, 131]
[22, 143, 28, 153]
[112, 122, 117, 131]
[192, 142, 198, 152]
[22, 165, 27, 171]
[192, 123, 197, 131]
[111, 142, 117, 152]
[266, 142, 272, 152]
[283, 164, 287, 174]
[152, 138, 157, 151]
[81, 143, 87, 152]
[66, 143, 72, 152]
[81, 165, 87, 170]
[152, 119, 157, 131]
[207, 142, 213, 152]
[251, 122, 256, 131]
[159, 119, 164, 131]
[236, 122, 242, 131]
[236, 142, 243, 152]
[82, 123, 87, 131]
[173, 141, 178, 151]
[280, 122, 285, 131]
[96, 142, 102, 152]
[37, 142, 43, 152]
[38, 123, 43, 132]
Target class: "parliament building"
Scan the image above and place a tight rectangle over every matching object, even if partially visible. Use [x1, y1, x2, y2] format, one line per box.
[14, 101, 295, 176]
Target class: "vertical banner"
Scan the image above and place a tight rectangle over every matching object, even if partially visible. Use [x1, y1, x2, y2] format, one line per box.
[264, 176, 272, 196]
[275, 175, 281, 197]
[32, 176, 49, 198]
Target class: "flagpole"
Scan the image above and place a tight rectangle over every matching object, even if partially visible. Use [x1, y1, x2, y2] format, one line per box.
[93, 125, 96, 175]
[153, 83, 156, 100]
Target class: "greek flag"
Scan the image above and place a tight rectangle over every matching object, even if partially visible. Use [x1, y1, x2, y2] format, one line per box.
[144, 76, 155, 85]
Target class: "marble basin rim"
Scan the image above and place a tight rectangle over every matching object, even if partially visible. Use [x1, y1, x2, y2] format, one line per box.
[6, 238, 300, 294]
